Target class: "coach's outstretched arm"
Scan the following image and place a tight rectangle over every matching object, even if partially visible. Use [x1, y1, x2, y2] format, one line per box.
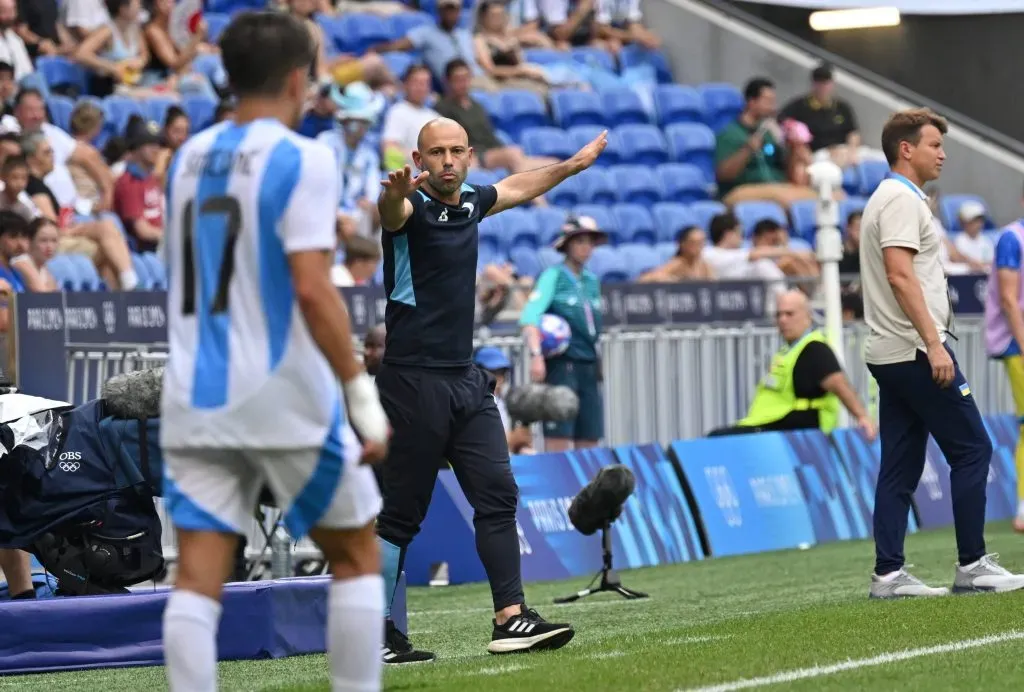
[378, 166, 429, 232]
[489, 131, 608, 216]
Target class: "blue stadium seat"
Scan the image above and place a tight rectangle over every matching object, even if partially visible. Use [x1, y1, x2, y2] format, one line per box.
[46, 96, 75, 133]
[381, 52, 416, 82]
[36, 56, 89, 95]
[842, 165, 860, 196]
[665, 123, 716, 180]
[568, 125, 622, 167]
[182, 95, 217, 132]
[533, 207, 568, 246]
[611, 204, 657, 245]
[575, 168, 616, 205]
[940, 194, 996, 232]
[477, 245, 505, 271]
[472, 89, 500, 120]
[192, 54, 223, 84]
[67, 254, 104, 291]
[698, 83, 743, 132]
[615, 124, 668, 166]
[205, 0, 263, 12]
[501, 208, 541, 249]
[466, 168, 501, 187]
[734, 201, 788, 237]
[789, 199, 818, 244]
[657, 163, 711, 203]
[103, 96, 145, 136]
[46, 255, 77, 291]
[316, 15, 352, 53]
[857, 160, 889, 196]
[204, 13, 231, 43]
[788, 237, 813, 252]
[839, 196, 868, 231]
[509, 246, 542, 278]
[338, 14, 392, 55]
[600, 88, 649, 126]
[572, 204, 620, 245]
[588, 245, 628, 282]
[655, 241, 677, 263]
[389, 11, 434, 39]
[571, 47, 616, 73]
[550, 90, 605, 129]
[537, 247, 563, 270]
[143, 96, 177, 127]
[653, 85, 704, 127]
[619, 243, 661, 278]
[610, 165, 662, 206]
[652, 202, 698, 244]
[618, 45, 672, 83]
[131, 253, 155, 290]
[523, 48, 572, 67]
[546, 174, 581, 207]
[141, 253, 167, 289]
[689, 200, 728, 233]
[500, 90, 549, 138]
[478, 215, 506, 255]
[521, 126, 575, 159]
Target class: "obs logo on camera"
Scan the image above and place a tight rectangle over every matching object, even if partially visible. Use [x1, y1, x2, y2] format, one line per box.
[59, 451, 82, 472]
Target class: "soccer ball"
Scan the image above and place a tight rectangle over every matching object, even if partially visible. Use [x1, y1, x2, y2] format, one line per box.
[539, 314, 571, 358]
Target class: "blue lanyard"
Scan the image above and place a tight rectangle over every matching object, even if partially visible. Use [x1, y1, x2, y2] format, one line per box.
[885, 172, 926, 200]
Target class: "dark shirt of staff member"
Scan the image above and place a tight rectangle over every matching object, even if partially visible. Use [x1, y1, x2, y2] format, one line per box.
[779, 63, 860, 155]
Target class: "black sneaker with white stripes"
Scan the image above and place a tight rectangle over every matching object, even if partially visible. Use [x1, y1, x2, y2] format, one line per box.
[487, 605, 574, 654]
[382, 619, 435, 664]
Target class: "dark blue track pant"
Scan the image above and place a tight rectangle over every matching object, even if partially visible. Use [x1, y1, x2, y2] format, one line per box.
[867, 344, 992, 575]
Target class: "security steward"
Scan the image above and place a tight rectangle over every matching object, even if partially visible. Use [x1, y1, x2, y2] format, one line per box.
[708, 289, 875, 438]
[519, 216, 606, 451]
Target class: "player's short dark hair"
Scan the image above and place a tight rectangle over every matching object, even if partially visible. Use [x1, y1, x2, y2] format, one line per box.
[846, 209, 863, 227]
[752, 218, 782, 238]
[811, 63, 833, 83]
[709, 212, 739, 245]
[403, 63, 431, 83]
[880, 108, 948, 165]
[1, 155, 27, 175]
[743, 77, 774, 103]
[445, 58, 470, 80]
[0, 210, 28, 237]
[0, 62, 13, 78]
[219, 11, 316, 98]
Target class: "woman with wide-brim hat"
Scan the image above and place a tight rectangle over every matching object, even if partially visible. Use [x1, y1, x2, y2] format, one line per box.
[518, 216, 607, 452]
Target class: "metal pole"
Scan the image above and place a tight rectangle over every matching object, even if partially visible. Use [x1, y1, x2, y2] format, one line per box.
[808, 160, 848, 428]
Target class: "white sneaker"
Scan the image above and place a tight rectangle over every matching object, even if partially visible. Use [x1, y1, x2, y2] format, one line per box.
[953, 554, 1024, 594]
[869, 568, 949, 599]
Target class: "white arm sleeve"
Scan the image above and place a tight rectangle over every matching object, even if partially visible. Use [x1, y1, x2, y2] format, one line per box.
[538, 0, 570, 25]
[280, 142, 341, 254]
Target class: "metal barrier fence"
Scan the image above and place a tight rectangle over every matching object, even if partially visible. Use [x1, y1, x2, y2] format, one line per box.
[61, 317, 1012, 563]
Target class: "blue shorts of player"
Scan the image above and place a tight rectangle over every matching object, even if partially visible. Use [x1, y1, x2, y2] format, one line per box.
[375, 363, 523, 613]
[867, 344, 991, 575]
[543, 357, 604, 441]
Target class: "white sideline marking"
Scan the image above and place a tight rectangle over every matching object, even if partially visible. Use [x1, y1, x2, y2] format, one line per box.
[679, 630, 1024, 692]
[666, 635, 733, 646]
[462, 662, 533, 676]
[586, 650, 626, 660]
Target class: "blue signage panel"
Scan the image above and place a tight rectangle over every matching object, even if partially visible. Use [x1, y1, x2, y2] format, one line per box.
[670, 434, 816, 557]
[982, 414, 1020, 523]
[784, 430, 870, 542]
[613, 444, 705, 563]
[830, 428, 920, 535]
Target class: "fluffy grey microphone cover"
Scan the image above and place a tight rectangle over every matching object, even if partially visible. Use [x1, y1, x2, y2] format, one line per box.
[102, 367, 164, 419]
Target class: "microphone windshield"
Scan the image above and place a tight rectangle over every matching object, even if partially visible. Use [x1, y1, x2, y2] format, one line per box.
[102, 367, 164, 419]
[568, 464, 635, 535]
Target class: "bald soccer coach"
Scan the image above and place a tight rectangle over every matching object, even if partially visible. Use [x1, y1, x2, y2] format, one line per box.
[860, 108, 1024, 599]
[374, 117, 607, 662]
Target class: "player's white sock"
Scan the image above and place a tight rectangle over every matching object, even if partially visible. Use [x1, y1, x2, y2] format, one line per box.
[119, 268, 139, 291]
[328, 574, 384, 692]
[163, 589, 221, 692]
[1017, 500, 1024, 520]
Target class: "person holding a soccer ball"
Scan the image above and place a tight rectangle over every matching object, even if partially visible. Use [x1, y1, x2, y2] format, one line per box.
[519, 216, 607, 451]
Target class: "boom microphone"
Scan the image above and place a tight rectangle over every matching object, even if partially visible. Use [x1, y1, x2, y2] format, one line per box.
[102, 367, 165, 419]
[505, 384, 579, 425]
[568, 464, 635, 536]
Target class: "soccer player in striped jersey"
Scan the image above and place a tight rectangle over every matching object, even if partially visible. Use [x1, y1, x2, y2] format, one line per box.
[159, 12, 390, 692]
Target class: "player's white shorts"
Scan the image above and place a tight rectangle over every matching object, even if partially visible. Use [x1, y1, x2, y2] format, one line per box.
[163, 424, 381, 540]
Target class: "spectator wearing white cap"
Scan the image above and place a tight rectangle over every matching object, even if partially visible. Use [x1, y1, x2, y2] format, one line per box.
[318, 82, 385, 240]
[954, 200, 994, 267]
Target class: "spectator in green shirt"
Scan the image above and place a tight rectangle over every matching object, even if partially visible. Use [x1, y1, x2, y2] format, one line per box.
[715, 77, 818, 208]
[519, 216, 606, 451]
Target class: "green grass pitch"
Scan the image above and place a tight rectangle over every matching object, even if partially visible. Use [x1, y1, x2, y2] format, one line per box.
[8, 522, 1024, 691]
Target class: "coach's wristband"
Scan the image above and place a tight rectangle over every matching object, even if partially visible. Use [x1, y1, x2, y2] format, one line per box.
[343, 372, 389, 445]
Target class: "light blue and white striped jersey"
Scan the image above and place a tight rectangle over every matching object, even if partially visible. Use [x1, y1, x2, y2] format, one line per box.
[316, 128, 382, 213]
[160, 118, 344, 450]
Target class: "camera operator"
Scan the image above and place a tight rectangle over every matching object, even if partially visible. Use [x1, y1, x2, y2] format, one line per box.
[473, 347, 534, 454]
